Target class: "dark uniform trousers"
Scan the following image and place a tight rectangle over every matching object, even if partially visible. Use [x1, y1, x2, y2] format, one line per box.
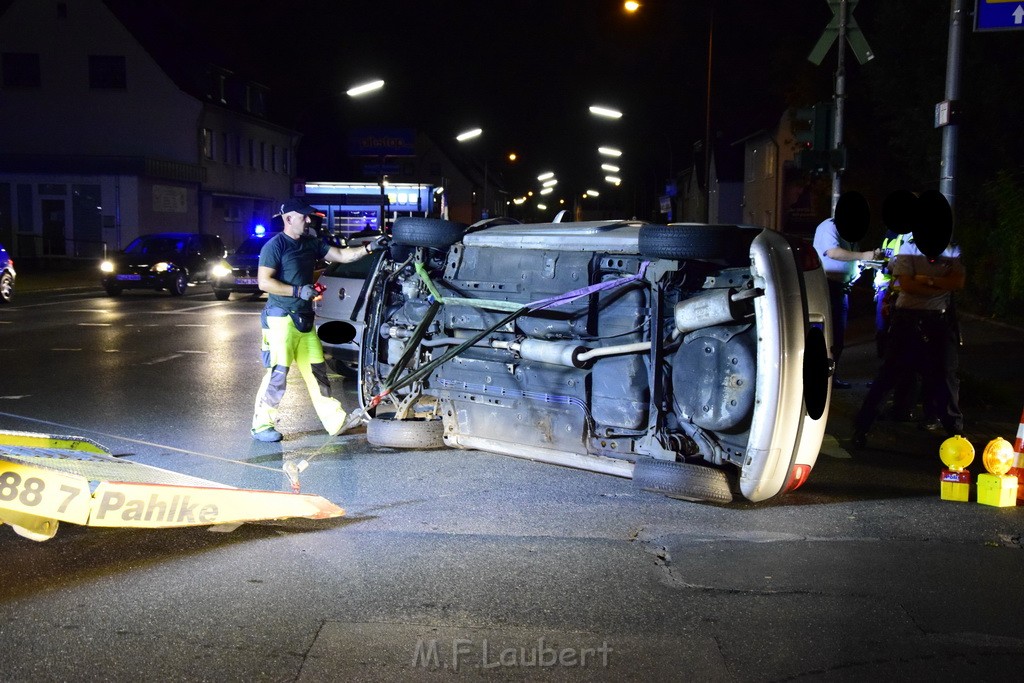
[854, 308, 962, 435]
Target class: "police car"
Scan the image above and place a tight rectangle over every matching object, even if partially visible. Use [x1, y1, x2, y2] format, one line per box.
[210, 229, 274, 300]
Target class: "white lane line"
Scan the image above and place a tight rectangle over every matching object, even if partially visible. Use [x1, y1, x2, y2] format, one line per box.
[175, 323, 208, 327]
[178, 350, 208, 354]
[78, 322, 112, 326]
[52, 348, 83, 351]
[0, 395, 29, 399]
[142, 353, 184, 365]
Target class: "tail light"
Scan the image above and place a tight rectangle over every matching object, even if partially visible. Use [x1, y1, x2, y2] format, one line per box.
[782, 235, 821, 272]
[782, 463, 812, 493]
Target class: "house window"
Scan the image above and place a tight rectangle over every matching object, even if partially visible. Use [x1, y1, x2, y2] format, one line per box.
[261, 142, 267, 171]
[201, 128, 214, 159]
[221, 132, 229, 163]
[249, 139, 256, 167]
[2, 53, 41, 88]
[283, 149, 291, 175]
[89, 55, 126, 89]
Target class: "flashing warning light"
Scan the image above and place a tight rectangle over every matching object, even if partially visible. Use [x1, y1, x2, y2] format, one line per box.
[253, 224, 266, 237]
[939, 435, 974, 472]
[982, 436, 1014, 477]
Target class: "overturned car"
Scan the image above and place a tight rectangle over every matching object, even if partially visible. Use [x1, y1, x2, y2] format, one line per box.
[355, 217, 832, 504]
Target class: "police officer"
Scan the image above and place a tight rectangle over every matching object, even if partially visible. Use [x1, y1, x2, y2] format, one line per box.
[853, 191, 965, 447]
[251, 199, 385, 442]
[812, 192, 880, 388]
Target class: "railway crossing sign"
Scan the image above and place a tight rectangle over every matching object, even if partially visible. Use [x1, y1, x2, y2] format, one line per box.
[809, 0, 875, 65]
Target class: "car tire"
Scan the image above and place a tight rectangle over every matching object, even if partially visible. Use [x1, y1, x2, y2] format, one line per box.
[638, 224, 755, 263]
[392, 217, 466, 249]
[213, 289, 231, 301]
[367, 416, 445, 449]
[169, 272, 189, 296]
[104, 284, 122, 297]
[632, 457, 734, 504]
[0, 272, 13, 303]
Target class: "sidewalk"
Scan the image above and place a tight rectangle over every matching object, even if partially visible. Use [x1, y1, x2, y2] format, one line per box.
[9, 260, 98, 293]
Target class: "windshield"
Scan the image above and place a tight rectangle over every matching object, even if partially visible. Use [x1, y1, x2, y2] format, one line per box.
[124, 236, 186, 255]
[236, 236, 270, 256]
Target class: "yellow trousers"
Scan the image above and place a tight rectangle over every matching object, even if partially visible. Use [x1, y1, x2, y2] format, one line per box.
[252, 314, 348, 435]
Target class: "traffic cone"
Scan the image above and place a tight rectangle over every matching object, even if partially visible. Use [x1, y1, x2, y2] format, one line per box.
[1011, 406, 1024, 502]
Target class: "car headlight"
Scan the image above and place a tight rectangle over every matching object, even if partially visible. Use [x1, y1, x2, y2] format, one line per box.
[152, 262, 170, 273]
[100, 261, 114, 273]
[211, 263, 232, 278]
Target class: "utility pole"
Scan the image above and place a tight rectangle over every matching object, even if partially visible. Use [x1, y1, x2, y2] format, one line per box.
[938, 0, 965, 212]
[808, 0, 874, 214]
[830, 0, 848, 215]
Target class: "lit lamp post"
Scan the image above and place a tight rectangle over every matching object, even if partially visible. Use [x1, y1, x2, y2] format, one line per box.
[346, 79, 387, 230]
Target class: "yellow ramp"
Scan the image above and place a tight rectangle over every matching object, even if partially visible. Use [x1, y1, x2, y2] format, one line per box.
[0, 430, 344, 542]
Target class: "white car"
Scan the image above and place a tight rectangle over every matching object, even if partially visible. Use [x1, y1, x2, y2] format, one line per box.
[313, 247, 378, 378]
[357, 217, 833, 504]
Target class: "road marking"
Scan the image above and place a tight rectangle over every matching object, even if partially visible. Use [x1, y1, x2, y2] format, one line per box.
[0, 395, 29, 399]
[174, 324, 208, 328]
[78, 322, 112, 326]
[142, 354, 183, 365]
[178, 350, 207, 354]
[52, 348, 82, 352]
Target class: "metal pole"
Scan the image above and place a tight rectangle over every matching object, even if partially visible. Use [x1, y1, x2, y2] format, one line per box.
[830, 0, 848, 216]
[940, 0, 964, 212]
[703, 0, 715, 222]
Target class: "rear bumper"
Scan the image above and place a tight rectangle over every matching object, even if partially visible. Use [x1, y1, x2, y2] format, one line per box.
[741, 230, 831, 502]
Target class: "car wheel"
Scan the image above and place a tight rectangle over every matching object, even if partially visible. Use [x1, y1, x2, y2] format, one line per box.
[638, 224, 756, 263]
[367, 416, 445, 449]
[213, 289, 231, 301]
[392, 217, 466, 248]
[169, 272, 188, 296]
[632, 457, 734, 504]
[104, 284, 122, 296]
[0, 272, 13, 303]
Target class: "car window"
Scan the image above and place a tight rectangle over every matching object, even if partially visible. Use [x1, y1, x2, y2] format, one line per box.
[323, 253, 375, 279]
[125, 236, 186, 254]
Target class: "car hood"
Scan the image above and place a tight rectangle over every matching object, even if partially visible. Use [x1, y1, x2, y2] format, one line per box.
[115, 250, 187, 265]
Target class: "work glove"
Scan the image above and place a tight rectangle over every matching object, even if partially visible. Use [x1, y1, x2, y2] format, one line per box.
[366, 235, 391, 253]
[295, 284, 318, 300]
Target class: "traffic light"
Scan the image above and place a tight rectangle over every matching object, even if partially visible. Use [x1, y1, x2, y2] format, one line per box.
[793, 102, 834, 173]
[793, 103, 833, 152]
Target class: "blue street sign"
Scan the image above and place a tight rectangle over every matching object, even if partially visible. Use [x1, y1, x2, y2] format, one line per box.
[975, 0, 1024, 31]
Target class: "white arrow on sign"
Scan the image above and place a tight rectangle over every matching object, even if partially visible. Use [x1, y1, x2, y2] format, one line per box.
[1015, 5, 1024, 25]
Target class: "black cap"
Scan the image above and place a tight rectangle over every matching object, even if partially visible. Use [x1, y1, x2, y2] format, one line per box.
[278, 199, 317, 216]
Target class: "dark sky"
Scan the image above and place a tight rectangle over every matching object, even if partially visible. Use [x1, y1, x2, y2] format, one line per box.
[116, 1, 876, 196]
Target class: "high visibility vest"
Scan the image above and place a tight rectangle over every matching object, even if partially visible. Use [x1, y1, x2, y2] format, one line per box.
[874, 233, 905, 291]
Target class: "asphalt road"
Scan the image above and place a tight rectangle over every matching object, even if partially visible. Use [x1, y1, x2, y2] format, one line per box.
[1, 281, 1022, 681]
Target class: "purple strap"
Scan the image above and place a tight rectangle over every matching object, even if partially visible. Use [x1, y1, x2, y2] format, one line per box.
[527, 261, 650, 312]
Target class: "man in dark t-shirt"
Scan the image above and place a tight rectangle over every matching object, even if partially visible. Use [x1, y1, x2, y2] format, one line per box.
[251, 199, 384, 442]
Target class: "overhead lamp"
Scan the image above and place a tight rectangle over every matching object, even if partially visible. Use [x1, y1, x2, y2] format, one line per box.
[542, 179, 558, 187]
[605, 175, 622, 185]
[540, 187, 554, 195]
[598, 147, 622, 157]
[537, 203, 548, 210]
[346, 79, 384, 97]
[601, 163, 620, 172]
[624, 1, 640, 13]
[537, 171, 555, 181]
[585, 189, 600, 197]
[456, 128, 483, 142]
[589, 105, 623, 119]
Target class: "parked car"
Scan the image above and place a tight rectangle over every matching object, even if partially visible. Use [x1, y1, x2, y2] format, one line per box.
[313, 231, 382, 378]
[0, 242, 14, 304]
[357, 217, 833, 504]
[210, 232, 274, 300]
[100, 232, 226, 296]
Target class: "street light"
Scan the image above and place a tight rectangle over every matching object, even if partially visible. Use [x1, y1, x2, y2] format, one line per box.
[455, 128, 483, 142]
[589, 105, 623, 119]
[346, 79, 384, 97]
[598, 146, 622, 157]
